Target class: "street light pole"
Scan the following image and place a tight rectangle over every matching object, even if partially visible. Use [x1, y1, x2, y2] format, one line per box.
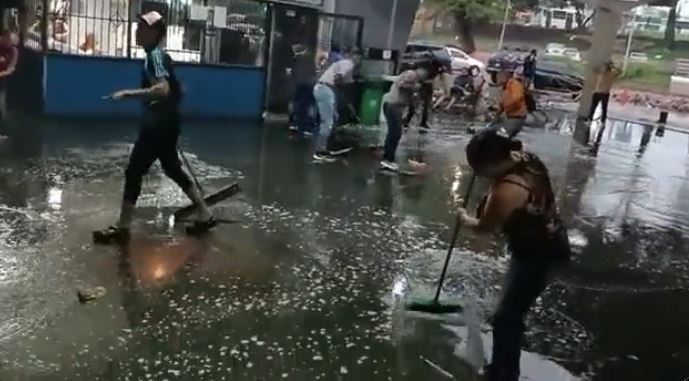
[623, 15, 636, 73]
[387, 0, 399, 50]
[497, 0, 511, 50]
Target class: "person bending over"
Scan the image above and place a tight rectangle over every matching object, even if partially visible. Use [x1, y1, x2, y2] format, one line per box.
[495, 70, 527, 138]
[379, 67, 429, 172]
[93, 11, 215, 244]
[458, 130, 571, 381]
[403, 54, 449, 130]
[312, 48, 362, 162]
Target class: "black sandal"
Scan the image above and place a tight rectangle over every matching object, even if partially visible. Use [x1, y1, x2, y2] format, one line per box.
[185, 218, 218, 237]
[93, 226, 130, 245]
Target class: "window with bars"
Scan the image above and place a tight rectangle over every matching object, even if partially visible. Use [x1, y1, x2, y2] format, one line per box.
[24, 0, 267, 66]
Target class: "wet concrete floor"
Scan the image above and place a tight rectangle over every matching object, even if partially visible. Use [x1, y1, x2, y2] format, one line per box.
[0, 115, 688, 380]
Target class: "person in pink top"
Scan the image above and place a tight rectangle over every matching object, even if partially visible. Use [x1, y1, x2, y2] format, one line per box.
[0, 29, 18, 120]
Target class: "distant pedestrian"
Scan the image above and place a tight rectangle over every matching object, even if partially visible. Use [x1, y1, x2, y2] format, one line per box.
[288, 44, 317, 136]
[0, 29, 18, 120]
[588, 60, 620, 123]
[312, 48, 362, 162]
[522, 49, 537, 89]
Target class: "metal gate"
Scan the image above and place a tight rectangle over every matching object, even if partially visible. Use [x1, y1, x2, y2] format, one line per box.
[263, 5, 363, 114]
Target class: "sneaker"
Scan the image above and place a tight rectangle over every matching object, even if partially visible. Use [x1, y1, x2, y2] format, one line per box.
[186, 217, 218, 237]
[329, 147, 353, 156]
[313, 151, 337, 162]
[93, 226, 130, 245]
[380, 161, 399, 172]
[303, 131, 314, 137]
[288, 125, 298, 132]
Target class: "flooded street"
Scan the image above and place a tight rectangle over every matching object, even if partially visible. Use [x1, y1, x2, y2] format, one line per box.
[0, 115, 688, 380]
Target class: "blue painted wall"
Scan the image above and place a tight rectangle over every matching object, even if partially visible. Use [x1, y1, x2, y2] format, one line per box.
[43, 54, 265, 119]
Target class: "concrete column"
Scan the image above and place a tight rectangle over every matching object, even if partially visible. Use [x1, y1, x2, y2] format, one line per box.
[574, 1, 623, 144]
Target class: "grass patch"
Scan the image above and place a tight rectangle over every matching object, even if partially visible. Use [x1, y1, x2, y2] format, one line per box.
[619, 63, 672, 92]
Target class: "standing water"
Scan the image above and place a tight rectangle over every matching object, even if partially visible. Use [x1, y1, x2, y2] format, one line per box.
[0, 116, 687, 380]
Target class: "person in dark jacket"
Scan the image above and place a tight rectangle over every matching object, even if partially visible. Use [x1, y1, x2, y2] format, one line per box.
[93, 11, 215, 244]
[288, 44, 317, 136]
[522, 49, 537, 89]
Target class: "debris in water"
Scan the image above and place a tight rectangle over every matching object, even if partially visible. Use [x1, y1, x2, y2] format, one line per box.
[77, 287, 107, 303]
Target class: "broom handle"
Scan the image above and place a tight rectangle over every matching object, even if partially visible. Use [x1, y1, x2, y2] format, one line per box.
[179, 148, 205, 197]
[433, 174, 476, 304]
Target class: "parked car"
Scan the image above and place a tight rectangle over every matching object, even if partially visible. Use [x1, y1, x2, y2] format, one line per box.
[403, 41, 483, 74]
[486, 48, 527, 74]
[563, 47, 582, 62]
[486, 50, 583, 92]
[545, 43, 566, 57]
[401, 41, 453, 75]
[629, 52, 649, 63]
[534, 60, 584, 92]
[447, 46, 486, 72]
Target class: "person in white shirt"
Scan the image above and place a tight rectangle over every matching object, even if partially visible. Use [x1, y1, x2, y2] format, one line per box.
[380, 67, 429, 172]
[312, 48, 362, 162]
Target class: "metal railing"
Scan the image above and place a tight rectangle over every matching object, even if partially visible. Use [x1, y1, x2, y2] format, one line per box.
[23, 0, 268, 67]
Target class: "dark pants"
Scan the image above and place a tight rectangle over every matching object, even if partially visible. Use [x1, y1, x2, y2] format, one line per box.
[383, 102, 404, 162]
[588, 92, 610, 122]
[123, 114, 192, 204]
[404, 82, 432, 127]
[523, 73, 535, 89]
[290, 83, 317, 134]
[488, 256, 551, 381]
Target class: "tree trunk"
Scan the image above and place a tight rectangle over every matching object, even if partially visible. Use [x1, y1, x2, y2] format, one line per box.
[454, 10, 476, 54]
[665, 0, 678, 50]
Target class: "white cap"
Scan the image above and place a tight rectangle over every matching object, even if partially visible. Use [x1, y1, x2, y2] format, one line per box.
[140, 11, 163, 26]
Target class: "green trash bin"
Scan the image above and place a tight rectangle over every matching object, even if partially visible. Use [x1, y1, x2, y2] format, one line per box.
[359, 80, 392, 126]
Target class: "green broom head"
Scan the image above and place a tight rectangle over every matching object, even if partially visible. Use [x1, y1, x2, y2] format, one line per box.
[405, 297, 464, 314]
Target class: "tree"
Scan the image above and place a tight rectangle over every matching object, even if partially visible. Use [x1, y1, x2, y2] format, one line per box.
[665, 0, 678, 50]
[427, 0, 508, 53]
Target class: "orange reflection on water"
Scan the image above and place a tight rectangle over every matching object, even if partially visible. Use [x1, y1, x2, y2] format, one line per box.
[126, 237, 205, 286]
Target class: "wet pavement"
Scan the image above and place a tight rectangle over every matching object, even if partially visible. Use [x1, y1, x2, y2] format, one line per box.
[0, 114, 688, 381]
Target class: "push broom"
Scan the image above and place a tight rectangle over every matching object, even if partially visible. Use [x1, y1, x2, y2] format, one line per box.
[405, 174, 476, 314]
[174, 148, 241, 221]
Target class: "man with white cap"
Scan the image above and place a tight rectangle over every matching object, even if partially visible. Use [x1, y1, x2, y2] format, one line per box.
[93, 11, 215, 244]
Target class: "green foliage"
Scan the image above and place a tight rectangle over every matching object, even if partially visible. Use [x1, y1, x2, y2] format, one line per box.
[426, 0, 506, 22]
[621, 63, 651, 79]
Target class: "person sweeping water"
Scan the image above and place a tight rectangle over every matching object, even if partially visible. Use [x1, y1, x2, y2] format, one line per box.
[379, 67, 428, 172]
[93, 11, 215, 244]
[458, 130, 571, 381]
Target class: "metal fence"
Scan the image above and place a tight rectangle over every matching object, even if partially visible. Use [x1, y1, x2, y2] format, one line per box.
[23, 0, 268, 66]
